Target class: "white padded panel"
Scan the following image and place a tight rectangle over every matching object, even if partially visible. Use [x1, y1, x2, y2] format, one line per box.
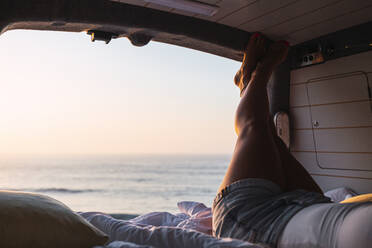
[307, 73, 370, 105]
[314, 128, 372, 153]
[311, 102, 372, 128]
[317, 153, 372, 171]
[291, 151, 320, 171]
[292, 151, 372, 177]
[312, 175, 372, 194]
[290, 51, 372, 193]
[290, 107, 312, 129]
[290, 84, 308, 107]
[290, 130, 315, 152]
[293, 152, 372, 193]
[291, 51, 372, 84]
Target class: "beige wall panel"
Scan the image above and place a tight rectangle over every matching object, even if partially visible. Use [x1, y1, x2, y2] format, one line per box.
[307, 74, 370, 105]
[311, 102, 372, 129]
[291, 51, 372, 85]
[314, 128, 372, 153]
[291, 151, 319, 172]
[290, 107, 312, 129]
[290, 84, 309, 107]
[264, 0, 371, 40]
[218, 0, 297, 28]
[312, 175, 372, 194]
[317, 153, 372, 171]
[290, 53, 372, 193]
[292, 152, 372, 178]
[290, 130, 315, 152]
[240, 0, 338, 32]
[287, 5, 372, 44]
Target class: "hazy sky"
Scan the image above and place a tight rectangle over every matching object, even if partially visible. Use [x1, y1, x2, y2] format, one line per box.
[0, 30, 241, 155]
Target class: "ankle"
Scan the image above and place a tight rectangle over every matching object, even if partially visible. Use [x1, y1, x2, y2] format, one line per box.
[255, 62, 276, 75]
[248, 66, 273, 86]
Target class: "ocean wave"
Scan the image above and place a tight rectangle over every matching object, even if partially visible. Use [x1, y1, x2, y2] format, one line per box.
[3, 188, 100, 194]
[34, 188, 100, 194]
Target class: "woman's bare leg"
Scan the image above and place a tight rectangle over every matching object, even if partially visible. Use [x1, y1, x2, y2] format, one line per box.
[269, 121, 323, 193]
[219, 39, 289, 192]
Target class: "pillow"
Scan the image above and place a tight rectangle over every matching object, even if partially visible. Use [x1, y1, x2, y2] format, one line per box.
[0, 190, 108, 248]
[324, 187, 357, 202]
[341, 193, 372, 204]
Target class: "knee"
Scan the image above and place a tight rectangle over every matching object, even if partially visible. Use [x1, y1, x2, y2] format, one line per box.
[235, 119, 270, 137]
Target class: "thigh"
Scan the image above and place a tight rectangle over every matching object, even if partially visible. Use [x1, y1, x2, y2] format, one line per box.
[269, 121, 322, 194]
[219, 125, 286, 192]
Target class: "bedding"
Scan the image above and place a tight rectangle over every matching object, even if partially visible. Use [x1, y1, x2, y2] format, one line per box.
[125, 201, 212, 235]
[324, 187, 357, 203]
[94, 241, 154, 248]
[87, 188, 364, 248]
[82, 212, 264, 248]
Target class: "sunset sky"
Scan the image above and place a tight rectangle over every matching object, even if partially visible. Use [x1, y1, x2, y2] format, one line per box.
[0, 30, 240, 155]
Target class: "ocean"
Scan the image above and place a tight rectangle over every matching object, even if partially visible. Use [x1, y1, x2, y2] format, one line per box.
[0, 154, 230, 215]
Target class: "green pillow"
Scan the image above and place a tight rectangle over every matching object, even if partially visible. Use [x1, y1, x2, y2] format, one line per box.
[0, 190, 108, 248]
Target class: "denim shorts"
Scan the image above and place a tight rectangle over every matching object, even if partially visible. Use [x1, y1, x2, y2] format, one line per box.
[212, 178, 332, 248]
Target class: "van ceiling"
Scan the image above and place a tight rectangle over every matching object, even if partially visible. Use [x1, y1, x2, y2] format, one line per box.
[1, 0, 371, 61]
[111, 0, 372, 45]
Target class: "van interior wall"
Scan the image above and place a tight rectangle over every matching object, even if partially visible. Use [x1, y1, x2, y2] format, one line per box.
[290, 50, 372, 194]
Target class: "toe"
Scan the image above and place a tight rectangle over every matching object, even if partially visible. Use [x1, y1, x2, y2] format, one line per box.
[247, 33, 258, 48]
[278, 40, 290, 47]
[262, 40, 289, 67]
[247, 33, 261, 48]
[257, 36, 266, 49]
[271, 40, 289, 52]
[234, 70, 241, 86]
[257, 35, 264, 45]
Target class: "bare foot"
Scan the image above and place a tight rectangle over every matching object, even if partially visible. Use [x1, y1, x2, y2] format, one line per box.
[235, 33, 267, 96]
[259, 40, 289, 71]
